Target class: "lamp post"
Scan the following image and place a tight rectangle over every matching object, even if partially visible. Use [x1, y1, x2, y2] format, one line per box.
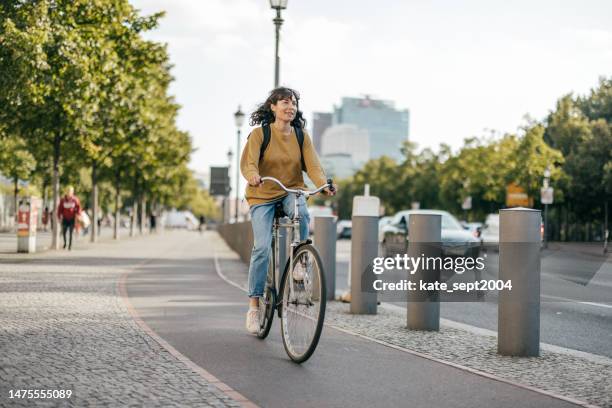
[234, 106, 245, 222]
[269, 0, 287, 87]
[226, 148, 233, 224]
[542, 166, 551, 249]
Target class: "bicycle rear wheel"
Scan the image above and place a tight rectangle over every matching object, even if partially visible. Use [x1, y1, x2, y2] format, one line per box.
[280, 244, 326, 363]
[257, 255, 275, 339]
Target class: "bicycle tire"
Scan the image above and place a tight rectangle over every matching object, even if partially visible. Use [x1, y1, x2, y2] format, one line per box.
[257, 255, 276, 339]
[279, 244, 326, 363]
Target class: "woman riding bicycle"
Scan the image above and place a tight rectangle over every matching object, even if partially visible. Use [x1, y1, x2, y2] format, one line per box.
[240, 87, 336, 334]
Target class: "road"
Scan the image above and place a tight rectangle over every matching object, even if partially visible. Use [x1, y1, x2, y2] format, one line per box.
[126, 231, 578, 408]
[334, 239, 612, 358]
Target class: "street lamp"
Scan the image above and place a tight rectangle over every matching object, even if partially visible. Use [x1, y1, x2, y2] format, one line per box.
[234, 106, 245, 222]
[269, 0, 288, 87]
[542, 166, 551, 249]
[226, 148, 233, 224]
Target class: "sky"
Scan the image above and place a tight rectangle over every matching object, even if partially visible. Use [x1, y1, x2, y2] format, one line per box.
[129, 0, 612, 198]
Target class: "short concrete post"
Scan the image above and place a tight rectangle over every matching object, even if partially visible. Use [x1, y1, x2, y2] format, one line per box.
[350, 194, 380, 314]
[498, 207, 541, 357]
[407, 214, 442, 330]
[314, 215, 336, 300]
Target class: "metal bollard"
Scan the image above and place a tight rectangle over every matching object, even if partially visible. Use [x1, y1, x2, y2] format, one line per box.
[314, 215, 336, 300]
[498, 207, 541, 357]
[407, 214, 442, 331]
[350, 194, 380, 314]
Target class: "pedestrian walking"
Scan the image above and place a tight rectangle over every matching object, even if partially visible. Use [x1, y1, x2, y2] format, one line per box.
[198, 214, 206, 233]
[57, 186, 81, 250]
[42, 206, 49, 232]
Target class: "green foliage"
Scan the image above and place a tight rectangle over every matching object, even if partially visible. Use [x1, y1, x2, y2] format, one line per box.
[334, 78, 610, 225]
[0, 135, 36, 184]
[0, 1, 213, 223]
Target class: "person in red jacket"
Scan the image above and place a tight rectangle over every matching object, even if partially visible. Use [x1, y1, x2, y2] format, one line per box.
[58, 186, 81, 250]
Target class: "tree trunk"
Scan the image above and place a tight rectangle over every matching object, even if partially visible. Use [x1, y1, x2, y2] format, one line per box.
[13, 177, 18, 224]
[90, 161, 98, 243]
[114, 171, 120, 240]
[51, 135, 61, 250]
[130, 175, 138, 238]
[136, 177, 144, 235]
[139, 195, 146, 235]
[605, 200, 609, 253]
[130, 200, 137, 238]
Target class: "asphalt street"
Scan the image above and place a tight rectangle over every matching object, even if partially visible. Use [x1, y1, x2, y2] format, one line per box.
[126, 231, 579, 408]
[334, 239, 612, 358]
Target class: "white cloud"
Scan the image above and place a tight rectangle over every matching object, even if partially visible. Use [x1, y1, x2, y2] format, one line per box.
[128, 0, 612, 199]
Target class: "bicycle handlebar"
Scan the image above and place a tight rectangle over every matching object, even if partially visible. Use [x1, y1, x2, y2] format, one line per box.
[260, 176, 334, 197]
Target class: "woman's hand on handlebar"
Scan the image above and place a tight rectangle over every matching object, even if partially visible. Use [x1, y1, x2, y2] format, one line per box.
[323, 179, 337, 196]
[249, 174, 262, 186]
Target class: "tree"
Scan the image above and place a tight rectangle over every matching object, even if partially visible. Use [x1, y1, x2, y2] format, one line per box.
[1, 1, 104, 248]
[0, 135, 36, 218]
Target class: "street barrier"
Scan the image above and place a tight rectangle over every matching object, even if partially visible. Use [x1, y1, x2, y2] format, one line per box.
[407, 213, 442, 331]
[498, 207, 541, 356]
[217, 222, 253, 264]
[350, 194, 380, 314]
[314, 215, 336, 300]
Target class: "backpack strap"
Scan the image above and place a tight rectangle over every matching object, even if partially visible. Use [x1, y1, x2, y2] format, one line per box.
[259, 124, 306, 172]
[260, 125, 272, 162]
[294, 125, 306, 172]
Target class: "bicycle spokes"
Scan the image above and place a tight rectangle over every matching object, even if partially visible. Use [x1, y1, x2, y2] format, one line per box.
[281, 245, 326, 363]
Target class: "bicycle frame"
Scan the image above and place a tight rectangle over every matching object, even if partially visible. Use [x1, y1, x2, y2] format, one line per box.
[271, 192, 303, 306]
[262, 176, 333, 308]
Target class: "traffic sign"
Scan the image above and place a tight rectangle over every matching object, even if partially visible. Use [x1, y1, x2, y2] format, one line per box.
[210, 166, 230, 196]
[541, 187, 554, 204]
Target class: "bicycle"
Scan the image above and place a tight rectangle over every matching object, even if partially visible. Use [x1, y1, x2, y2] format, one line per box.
[255, 176, 334, 363]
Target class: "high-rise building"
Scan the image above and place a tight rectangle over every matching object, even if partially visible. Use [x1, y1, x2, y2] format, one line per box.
[319, 124, 370, 180]
[311, 112, 332, 155]
[321, 124, 370, 166]
[332, 96, 409, 162]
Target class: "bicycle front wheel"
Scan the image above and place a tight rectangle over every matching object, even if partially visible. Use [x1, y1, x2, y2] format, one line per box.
[280, 244, 326, 363]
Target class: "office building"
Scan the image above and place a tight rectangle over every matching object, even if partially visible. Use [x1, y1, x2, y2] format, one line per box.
[332, 96, 409, 162]
[311, 112, 332, 155]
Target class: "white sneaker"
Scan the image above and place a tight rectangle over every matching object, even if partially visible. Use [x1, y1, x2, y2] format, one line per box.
[245, 308, 260, 334]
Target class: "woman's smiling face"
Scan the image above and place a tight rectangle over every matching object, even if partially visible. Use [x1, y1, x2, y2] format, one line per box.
[271, 95, 297, 123]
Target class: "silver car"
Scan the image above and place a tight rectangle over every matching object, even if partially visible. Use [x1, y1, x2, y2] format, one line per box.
[381, 209, 481, 258]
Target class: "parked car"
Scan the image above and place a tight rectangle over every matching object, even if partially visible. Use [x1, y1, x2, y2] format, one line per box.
[164, 210, 199, 230]
[378, 216, 394, 242]
[337, 220, 352, 239]
[381, 209, 481, 258]
[481, 213, 544, 251]
[481, 214, 499, 248]
[461, 221, 483, 241]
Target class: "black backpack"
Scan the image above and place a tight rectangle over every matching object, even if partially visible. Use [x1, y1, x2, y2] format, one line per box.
[258, 124, 306, 171]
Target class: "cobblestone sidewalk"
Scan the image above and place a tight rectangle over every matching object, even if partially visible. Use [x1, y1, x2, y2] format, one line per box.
[0, 233, 241, 407]
[214, 232, 612, 408]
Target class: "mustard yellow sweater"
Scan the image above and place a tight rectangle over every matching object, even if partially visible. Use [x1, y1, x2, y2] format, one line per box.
[240, 125, 327, 206]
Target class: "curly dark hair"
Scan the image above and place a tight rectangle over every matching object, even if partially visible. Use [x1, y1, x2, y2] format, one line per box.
[249, 87, 307, 128]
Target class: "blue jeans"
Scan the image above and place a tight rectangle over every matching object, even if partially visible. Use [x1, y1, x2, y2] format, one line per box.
[248, 194, 310, 298]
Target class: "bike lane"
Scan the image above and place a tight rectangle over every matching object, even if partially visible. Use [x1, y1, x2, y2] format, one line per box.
[125, 231, 579, 408]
